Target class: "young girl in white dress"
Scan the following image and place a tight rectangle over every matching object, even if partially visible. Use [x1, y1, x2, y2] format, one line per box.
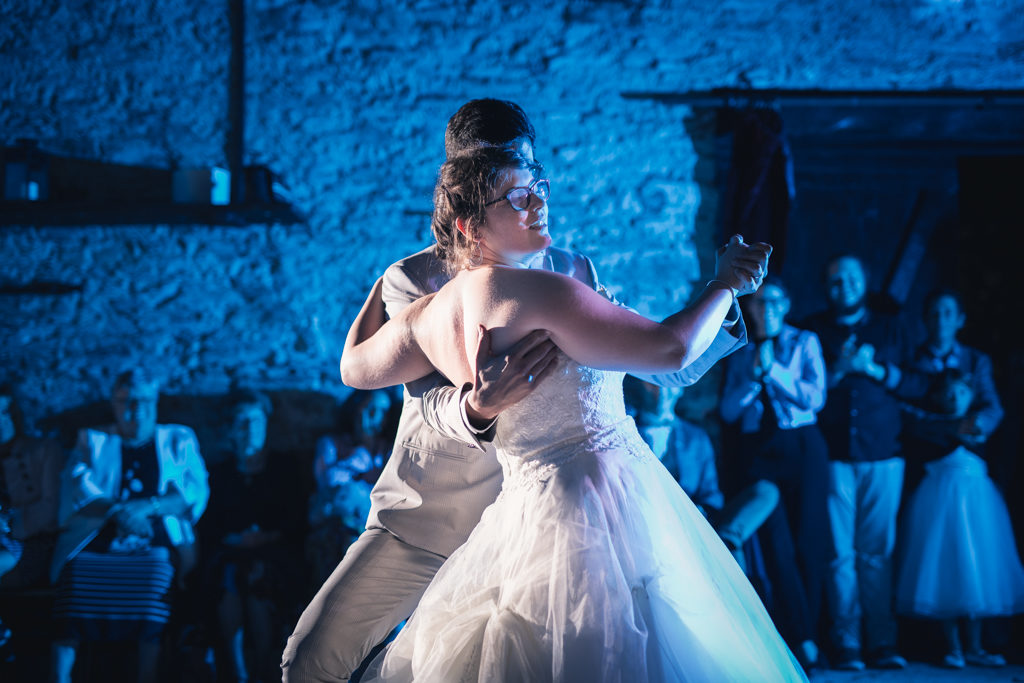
[340, 146, 806, 682]
[896, 368, 1024, 668]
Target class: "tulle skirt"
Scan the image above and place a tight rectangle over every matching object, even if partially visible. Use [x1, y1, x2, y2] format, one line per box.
[896, 447, 1024, 619]
[362, 425, 805, 682]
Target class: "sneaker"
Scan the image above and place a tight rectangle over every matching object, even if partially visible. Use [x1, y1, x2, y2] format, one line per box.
[870, 648, 907, 669]
[835, 647, 865, 671]
[943, 651, 966, 669]
[964, 650, 1006, 667]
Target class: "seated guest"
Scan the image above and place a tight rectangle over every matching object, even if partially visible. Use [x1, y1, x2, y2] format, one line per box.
[720, 276, 829, 672]
[0, 508, 17, 582]
[307, 389, 394, 590]
[0, 384, 65, 663]
[0, 384, 65, 588]
[50, 369, 209, 683]
[623, 377, 779, 574]
[201, 389, 305, 683]
[0, 504, 17, 654]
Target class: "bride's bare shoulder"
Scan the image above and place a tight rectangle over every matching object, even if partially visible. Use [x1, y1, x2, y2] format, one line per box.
[471, 266, 580, 294]
[460, 267, 591, 325]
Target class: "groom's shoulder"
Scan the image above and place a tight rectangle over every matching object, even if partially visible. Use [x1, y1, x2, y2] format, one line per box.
[387, 244, 441, 275]
[542, 246, 598, 289]
[384, 245, 450, 296]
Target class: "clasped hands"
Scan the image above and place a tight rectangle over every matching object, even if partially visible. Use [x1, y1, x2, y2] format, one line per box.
[715, 234, 773, 297]
[954, 415, 986, 447]
[835, 336, 887, 383]
[753, 339, 774, 380]
[112, 498, 158, 538]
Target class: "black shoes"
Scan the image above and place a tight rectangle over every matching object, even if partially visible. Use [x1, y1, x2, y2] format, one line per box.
[834, 647, 865, 671]
[869, 647, 908, 669]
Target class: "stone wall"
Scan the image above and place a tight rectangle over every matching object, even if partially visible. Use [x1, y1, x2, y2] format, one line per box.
[2, 0, 1021, 444]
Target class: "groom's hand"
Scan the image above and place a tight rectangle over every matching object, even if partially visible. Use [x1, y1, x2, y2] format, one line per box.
[465, 326, 559, 427]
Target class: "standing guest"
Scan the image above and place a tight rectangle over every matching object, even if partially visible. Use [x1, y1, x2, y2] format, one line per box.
[801, 255, 918, 671]
[720, 276, 829, 672]
[624, 376, 779, 574]
[895, 288, 1012, 669]
[50, 369, 209, 683]
[307, 389, 394, 590]
[901, 288, 1004, 492]
[202, 390, 305, 683]
[896, 368, 1023, 668]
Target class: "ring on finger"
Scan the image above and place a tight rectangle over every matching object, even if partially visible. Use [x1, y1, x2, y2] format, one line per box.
[526, 374, 535, 383]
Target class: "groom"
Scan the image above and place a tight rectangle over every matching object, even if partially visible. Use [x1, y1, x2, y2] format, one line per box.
[282, 99, 759, 681]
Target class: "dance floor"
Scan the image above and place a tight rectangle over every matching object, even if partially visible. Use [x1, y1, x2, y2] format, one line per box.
[813, 661, 1024, 682]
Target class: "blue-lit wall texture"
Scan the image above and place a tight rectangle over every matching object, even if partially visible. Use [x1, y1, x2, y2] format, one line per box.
[2, 0, 1022, 446]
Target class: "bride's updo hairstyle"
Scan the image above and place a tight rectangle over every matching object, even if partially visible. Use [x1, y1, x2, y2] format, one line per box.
[432, 145, 539, 273]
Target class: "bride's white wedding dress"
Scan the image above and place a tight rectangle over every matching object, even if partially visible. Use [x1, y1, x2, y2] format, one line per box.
[363, 356, 806, 682]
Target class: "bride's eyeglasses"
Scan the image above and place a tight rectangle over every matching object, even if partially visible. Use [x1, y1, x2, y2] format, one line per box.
[485, 178, 550, 212]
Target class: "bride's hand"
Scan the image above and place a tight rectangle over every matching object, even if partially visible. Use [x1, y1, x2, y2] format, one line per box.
[465, 326, 560, 425]
[715, 235, 772, 296]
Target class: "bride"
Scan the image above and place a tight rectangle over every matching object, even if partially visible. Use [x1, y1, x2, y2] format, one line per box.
[341, 146, 806, 682]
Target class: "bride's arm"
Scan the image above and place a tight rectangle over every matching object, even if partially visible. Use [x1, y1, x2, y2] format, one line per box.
[339, 277, 436, 390]
[524, 238, 770, 374]
[534, 278, 733, 373]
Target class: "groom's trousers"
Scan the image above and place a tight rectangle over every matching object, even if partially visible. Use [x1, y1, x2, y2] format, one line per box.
[281, 528, 446, 682]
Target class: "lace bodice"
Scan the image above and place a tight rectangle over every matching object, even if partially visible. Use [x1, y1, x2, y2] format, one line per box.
[493, 354, 649, 486]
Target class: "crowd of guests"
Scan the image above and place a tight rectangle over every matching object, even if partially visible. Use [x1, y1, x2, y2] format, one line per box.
[626, 253, 1024, 674]
[1, 251, 1022, 681]
[0, 376, 397, 682]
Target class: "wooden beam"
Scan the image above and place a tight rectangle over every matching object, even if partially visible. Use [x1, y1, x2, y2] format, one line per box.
[621, 88, 1024, 108]
[883, 188, 956, 306]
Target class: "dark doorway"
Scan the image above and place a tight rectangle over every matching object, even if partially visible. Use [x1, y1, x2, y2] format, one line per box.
[956, 154, 1023, 517]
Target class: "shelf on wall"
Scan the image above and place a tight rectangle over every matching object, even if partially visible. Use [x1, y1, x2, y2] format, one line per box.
[0, 280, 83, 295]
[0, 200, 305, 227]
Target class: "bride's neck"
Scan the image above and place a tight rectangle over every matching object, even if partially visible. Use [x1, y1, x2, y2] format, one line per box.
[476, 246, 543, 270]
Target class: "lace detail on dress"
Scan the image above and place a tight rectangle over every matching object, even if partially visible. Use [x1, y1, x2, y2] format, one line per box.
[494, 354, 651, 492]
